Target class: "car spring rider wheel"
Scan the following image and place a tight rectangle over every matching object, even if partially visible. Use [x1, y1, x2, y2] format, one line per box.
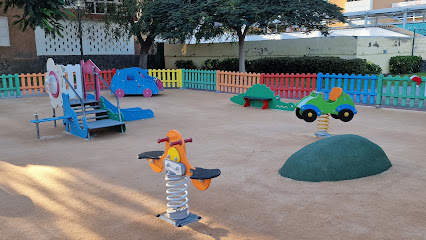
[302, 109, 317, 122]
[338, 109, 354, 122]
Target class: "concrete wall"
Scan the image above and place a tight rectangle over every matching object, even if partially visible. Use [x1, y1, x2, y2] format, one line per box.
[164, 36, 426, 73]
[355, 37, 426, 73]
[34, 20, 134, 56]
[165, 37, 358, 69]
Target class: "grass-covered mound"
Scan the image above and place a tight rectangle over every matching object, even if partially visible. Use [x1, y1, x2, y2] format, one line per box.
[279, 134, 392, 182]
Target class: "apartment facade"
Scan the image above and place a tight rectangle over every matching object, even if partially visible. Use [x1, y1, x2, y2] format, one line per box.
[0, 1, 140, 74]
[330, 0, 426, 12]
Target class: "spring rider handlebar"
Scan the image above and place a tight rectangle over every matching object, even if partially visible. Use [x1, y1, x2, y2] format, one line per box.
[138, 129, 221, 227]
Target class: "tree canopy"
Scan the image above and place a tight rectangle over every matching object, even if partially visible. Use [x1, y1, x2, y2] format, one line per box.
[103, 0, 202, 68]
[0, 0, 73, 36]
[196, 0, 346, 72]
[1, 0, 346, 71]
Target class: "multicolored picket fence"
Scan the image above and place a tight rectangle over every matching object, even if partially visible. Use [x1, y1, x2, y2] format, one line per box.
[317, 73, 378, 105]
[1, 68, 425, 109]
[183, 69, 216, 91]
[19, 73, 47, 96]
[0, 74, 20, 98]
[377, 75, 425, 109]
[149, 69, 182, 88]
[216, 71, 261, 94]
[85, 69, 116, 91]
[261, 73, 317, 99]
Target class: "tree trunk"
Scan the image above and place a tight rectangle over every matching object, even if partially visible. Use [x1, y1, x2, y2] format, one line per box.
[136, 35, 154, 69]
[238, 37, 245, 72]
[139, 47, 148, 69]
[236, 26, 249, 73]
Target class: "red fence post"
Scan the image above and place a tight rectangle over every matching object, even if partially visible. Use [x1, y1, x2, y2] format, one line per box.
[260, 73, 265, 85]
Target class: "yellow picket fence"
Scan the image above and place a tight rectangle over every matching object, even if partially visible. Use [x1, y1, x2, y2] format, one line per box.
[149, 69, 183, 88]
[216, 71, 262, 94]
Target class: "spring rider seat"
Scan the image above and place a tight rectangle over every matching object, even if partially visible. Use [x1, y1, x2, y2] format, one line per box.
[138, 129, 221, 227]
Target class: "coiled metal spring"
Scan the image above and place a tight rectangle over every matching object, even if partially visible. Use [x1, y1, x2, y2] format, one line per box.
[316, 114, 330, 137]
[165, 174, 189, 220]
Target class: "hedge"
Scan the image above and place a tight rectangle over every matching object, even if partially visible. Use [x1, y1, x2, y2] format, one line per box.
[247, 57, 381, 75]
[389, 56, 422, 74]
[175, 60, 197, 69]
[199, 57, 382, 74]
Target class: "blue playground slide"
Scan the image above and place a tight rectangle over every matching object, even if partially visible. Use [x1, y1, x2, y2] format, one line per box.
[87, 94, 154, 121]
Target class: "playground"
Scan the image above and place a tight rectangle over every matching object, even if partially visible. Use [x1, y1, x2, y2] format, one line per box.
[1, 89, 426, 239]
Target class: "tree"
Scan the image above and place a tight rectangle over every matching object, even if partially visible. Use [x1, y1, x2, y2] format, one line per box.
[0, 0, 73, 36]
[198, 0, 346, 72]
[103, 0, 202, 68]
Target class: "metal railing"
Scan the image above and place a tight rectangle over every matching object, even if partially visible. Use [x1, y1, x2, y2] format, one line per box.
[93, 67, 124, 133]
[63, 75, 87, 120]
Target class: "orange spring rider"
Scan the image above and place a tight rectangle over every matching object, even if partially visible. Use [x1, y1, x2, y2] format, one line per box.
[138, 129, 221, 227]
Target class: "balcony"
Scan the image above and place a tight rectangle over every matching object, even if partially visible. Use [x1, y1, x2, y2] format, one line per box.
[345, 0, 372, 13]
[392, 0, 426, 8]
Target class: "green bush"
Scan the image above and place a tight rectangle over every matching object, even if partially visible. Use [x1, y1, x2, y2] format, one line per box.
[201, 59, 220, 70]
[366, 61, 382, 75]
[246, 57, 378, 75]
[201, 58, 240, 71]
[389, 56, 422, 74]
[216, 58, 239, 71]
[175, 60, 197, 69]
[200, 56, 381, 75]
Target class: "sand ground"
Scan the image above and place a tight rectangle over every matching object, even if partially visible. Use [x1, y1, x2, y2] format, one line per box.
[1, 89, 426, 240]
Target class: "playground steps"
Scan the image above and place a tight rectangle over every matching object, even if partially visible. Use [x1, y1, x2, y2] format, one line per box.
[86, 119, 125, 130]
[69, 98, 99, 106]
[75, 108, 109, 116]
[69, 97, 125, 131]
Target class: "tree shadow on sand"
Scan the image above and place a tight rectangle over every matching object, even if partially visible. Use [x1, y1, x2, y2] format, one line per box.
[0, 188, 34, 217]
[187, 222, 229, 240]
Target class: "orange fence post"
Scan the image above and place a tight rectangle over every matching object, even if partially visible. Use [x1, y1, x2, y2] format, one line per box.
[19, 73, 46, 96]
[20, 74, 28, 96]
[215, 71, 261, 94]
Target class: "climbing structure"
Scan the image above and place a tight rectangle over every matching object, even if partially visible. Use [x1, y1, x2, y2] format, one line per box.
[138, 130, 221, 227]
[31, 58, 126, 139]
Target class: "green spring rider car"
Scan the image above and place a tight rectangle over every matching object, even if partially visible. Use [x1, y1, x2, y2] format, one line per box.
[295, 87, 357, 122]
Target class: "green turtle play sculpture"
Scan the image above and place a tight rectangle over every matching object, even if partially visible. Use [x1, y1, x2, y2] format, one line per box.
[230, 84, 295, 111]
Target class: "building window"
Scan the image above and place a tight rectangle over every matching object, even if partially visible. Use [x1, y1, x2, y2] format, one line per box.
[0, 17, 10, 47]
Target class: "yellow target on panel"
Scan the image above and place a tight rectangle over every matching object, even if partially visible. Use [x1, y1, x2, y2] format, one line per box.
[167, 147, 180, 162]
